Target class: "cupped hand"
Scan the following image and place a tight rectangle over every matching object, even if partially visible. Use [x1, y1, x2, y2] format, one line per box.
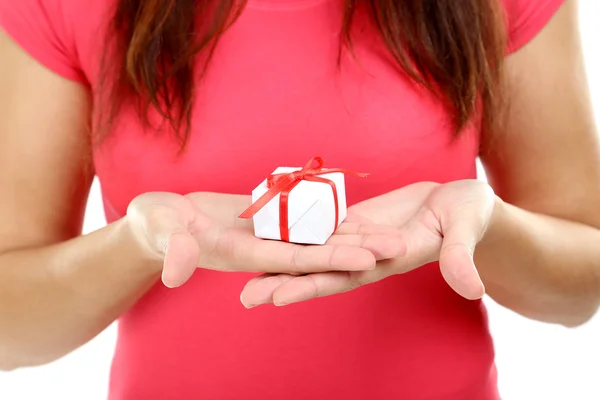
[240, 180, 498, 307]
[125, 192, 406, 288]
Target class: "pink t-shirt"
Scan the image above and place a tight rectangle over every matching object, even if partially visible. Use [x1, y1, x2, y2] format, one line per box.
[0, 0, 565, 398]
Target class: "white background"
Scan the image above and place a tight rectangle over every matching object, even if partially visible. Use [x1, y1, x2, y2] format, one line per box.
[1, 2, 600, 399]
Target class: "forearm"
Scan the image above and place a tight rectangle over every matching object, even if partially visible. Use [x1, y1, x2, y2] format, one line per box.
[0, 218, 161, 370]
[476, 198, 600, 327]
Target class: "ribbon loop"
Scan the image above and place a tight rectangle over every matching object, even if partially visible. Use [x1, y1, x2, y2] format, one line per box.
[239, 157, 368, 242]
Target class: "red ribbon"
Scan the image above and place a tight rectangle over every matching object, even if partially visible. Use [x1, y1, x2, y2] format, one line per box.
[238, 157, 368, 242]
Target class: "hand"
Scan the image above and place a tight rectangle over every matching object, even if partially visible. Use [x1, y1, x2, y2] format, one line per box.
[240, 180, 498, 307]
[125, 192, 406, 288]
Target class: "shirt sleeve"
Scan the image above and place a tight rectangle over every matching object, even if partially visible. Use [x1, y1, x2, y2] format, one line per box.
[504, 0, 567, 54]
[0, 0, 87, 84]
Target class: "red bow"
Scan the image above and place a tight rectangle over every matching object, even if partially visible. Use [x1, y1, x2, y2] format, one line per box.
[239, 157, 368, 242]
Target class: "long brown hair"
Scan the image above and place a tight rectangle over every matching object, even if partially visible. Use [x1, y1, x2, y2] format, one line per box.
[95, 0, 507, 148]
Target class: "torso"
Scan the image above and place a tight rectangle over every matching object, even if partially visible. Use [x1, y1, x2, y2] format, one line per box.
[84, 0, 497, 398]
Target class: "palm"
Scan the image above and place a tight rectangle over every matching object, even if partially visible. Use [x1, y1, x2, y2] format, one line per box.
[240, 180, 497, 307]
[130, 192, 406, 288]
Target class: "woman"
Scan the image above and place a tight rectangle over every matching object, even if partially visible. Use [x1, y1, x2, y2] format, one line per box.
[0, 0, 598, 398]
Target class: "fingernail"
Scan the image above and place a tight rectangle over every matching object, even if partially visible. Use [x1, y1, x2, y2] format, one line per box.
[240, 293, 255, 309]
[162, 279, 176, 289]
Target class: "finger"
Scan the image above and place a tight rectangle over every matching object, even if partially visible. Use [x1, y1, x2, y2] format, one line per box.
[240, 264, 392, 307]
[325, 234, 406, 260]
[244, 273, 277, 287]
[216, 229, 378, 273]
[142, 207, 201, 288]
[271, 269, 380, 306]
[127, 195, 203, 288]
[438, 218, 487, 300]
[344, 213, 373, 224]
[240, 274, 296, 308]
[334, 221, 403, 237]
[162, 232, 201, 288]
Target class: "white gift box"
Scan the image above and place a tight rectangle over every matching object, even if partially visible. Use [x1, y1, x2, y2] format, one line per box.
[249, 167, 348, 245]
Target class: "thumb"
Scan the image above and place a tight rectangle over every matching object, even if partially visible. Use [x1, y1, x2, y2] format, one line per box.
[438, 214, 488, 300]
[161, 229, 200, 288]
[127, 193, 201, 288]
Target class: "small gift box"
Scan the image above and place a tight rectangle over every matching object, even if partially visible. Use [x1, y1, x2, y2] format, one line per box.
[239, 157, 368, 245]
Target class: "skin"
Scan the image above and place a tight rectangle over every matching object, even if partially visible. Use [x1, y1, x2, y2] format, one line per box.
[0, 0, 598, 371]
[241, 0, 600, 327]
[0, 33, 404, 369]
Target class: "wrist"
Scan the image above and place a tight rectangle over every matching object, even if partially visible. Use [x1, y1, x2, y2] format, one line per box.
[480, 195, 508, 246]
[113, 217, 164, 276]
[474, 194, 510, 281]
